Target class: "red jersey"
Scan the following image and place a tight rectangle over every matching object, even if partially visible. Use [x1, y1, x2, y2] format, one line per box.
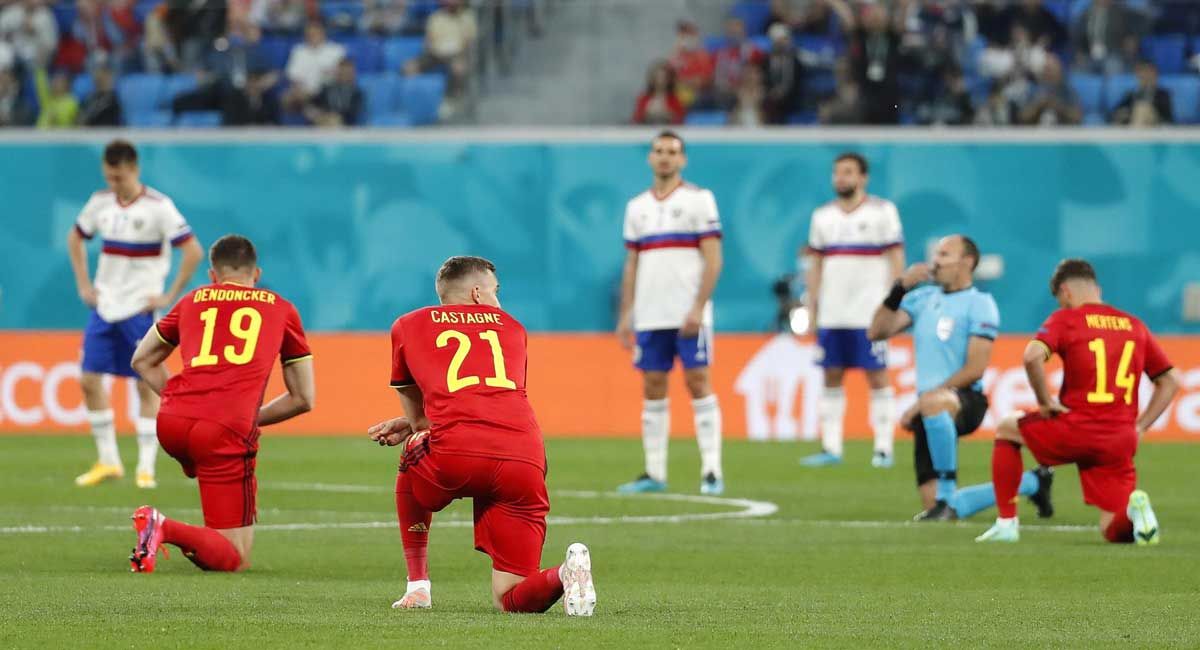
[389, 304, 544, 470]
[155, 282, 312, 434]
[1034, 303, 1172, 431]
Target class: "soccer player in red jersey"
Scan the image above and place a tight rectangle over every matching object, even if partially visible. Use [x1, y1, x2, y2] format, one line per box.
[367, 256, 596, 616]
[126, 235, 315, 572]
[975, 259, 1179, 544]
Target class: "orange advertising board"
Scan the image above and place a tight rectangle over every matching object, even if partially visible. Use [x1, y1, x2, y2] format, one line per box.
[2, 332, 1199, 440]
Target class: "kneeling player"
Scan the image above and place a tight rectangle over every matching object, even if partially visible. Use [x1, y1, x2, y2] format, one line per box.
[368, 256, 595, 615]
[128, 235, 315, 571]
[975, 259, 1178, 544]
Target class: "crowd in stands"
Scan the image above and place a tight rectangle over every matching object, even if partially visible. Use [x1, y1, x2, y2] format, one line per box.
[0, 0, 483, 128]
[634, 0, 1200, 128]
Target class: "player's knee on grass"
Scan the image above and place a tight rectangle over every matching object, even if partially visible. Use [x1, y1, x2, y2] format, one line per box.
[683, 367, 712, 399]
[917, 389, 959, 418]
[642, 371, 669, 400]
[492, 570, 525, 611]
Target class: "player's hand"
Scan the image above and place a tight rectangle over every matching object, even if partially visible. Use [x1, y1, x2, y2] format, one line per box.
[368, 417, 414, 447]
[899, 263, 931, 289]
[145, 294, 171, 311]
[78, 284, 98, 308]
[616, 315, 635, 350]
[1037, 400, 1069, 418]
[1136, 423, 1149, 438]
[680, 307, 704, 338]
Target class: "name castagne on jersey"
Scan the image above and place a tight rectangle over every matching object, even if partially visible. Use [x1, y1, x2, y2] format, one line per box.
[429, 310, 504, 326]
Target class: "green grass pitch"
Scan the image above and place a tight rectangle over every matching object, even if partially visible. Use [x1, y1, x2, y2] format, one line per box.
[1, 435, 1197, 648]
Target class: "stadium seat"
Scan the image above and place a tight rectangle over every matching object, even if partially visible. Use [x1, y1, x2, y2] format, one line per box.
[1104, 74, 1138, 114]
[72, 74, 94, 101]
[1083, 112, 1105, 126]
[803, 70, 835, 99]
[50, 4, 75, 34]
[260, 36, 298, 71]
[703, 35, 729, 53]
[1068, 74, 1104, 115]
[332, 35, 384, 73]
[367, 113, 414, 127]
[162, 74, 199, 107]
[126, 110, 172, 128]
[786, 110, 818, 125]
[117, 74, 165, 116]
[408, 0, 440, 25]
[730, 0, 771, 35]
[1043, 0, 1071, 27]
[134, 0, 158, 24]
[175, 111, 223, 128]
[360, 73, 401, 121]
[1160, 74, 1200, 123]
[684, 110, 728, 127]
[321, 1, 364, 32]
[749, 35, 771, 53]
[1142, 35, 1187, 75]
[398, 74, 445, 125]
[383, 37, 425, 71]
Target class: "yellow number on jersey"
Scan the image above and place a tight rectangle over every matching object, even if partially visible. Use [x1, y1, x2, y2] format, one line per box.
[1086, 338, 1137, 405]
[190, 307, 264, 367]
[436, 329, 517, 393]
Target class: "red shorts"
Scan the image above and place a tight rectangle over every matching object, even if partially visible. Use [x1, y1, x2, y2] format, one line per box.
[1018, 412, 1138, 513]
[396, 441, 549, 577]
[157, 413, 259, 529]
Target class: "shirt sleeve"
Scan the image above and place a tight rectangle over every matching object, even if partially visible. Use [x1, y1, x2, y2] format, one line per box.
[881, 201, 903, 248]
[898, 286, 927, 322]
[1141, 325, 1173, 380]
[154, 301, 182, 346]
[696, 190, 721, 240]
[74, 194, 101, 239]
[623, 201, 638, 250]
[1033, 310, 1066, 359]
[389, 318, 414, 388]
[806, 212, 824, 254]
[158, 198, 195, 247]
[968, 293, 1000, 340]
[280, 304, 313, 365]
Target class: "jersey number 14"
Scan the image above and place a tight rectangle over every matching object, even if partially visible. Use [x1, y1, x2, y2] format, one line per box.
[1086, 337, 1136, 405]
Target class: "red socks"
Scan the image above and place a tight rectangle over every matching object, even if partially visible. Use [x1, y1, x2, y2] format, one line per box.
[396, 474, 432, 581]
[500, 566, 565, 613]
[992, 440, 1024, 519]
[162, 519, 242, 572]
[1103, 510, 1135, 543]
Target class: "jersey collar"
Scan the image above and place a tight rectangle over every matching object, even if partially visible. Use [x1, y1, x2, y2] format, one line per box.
[650, 179, 684, 202]
[116, 185, 146, 208]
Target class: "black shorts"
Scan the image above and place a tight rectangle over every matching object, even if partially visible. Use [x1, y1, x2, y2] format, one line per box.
[910, 388, 988, 486]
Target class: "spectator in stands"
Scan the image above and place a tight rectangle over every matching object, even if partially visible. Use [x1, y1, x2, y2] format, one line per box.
[34, 67, 78, 128]
[712, 17, 764, 110]
[669, 19, 713, 109]
[974, 81, 1021, 126]
[826, 0, 903, 125]
[1020, 54, 1082, 126]
[917, 64, 973, 126]
[0, 38, 13, 74]
[818, 56, 864, 124]
[167, 0, 226, 71]
[77, 66, 122, 126]
[305, 58, 363, 127]
[1072, 0, 1147, 75]
[0, 67, 34, 126]
[360, 0, 411, 36]
[283, 20, 346, 112]
[730, 63, 766, 127]
[761, 22, 802, 124]
[631, 60, 684, 125]
[253, 0, 311, 34]
[405, 0, 477, 117]
[1110, 60, 1173, 127]
[1007, 0, 1066, 50]
[72, 0, 142, 73]
[980, 23, 1045, 108]
[224, 69, 281, 125]
[769, 0, 835, 36]
[142, 4, 179, 74]
[0, 0, 59, 68]
[174, 16, 279, 124]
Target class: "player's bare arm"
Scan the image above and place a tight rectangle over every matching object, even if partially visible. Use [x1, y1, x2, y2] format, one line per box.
[682, 237, 722, 338]
[803, 248, 822, 332]
[258, 358, 316, 426]
[130, 329, 175, 395]
[885, 245, 905, 283]
[66, 225, 97, 307]
[369, 386, 430, 447]
[615, 248, 638, 349]
[936, 336, 993, 392]
[1136, 369, 1181, 436]
[149, 237, 204, 311]
[1023, 339, 1067, 417]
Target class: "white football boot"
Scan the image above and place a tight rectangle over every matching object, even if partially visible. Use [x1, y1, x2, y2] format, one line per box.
[1127, 490, 1160, 546]
[975, 517, 1020, 543]
[392, 580, 432, 609]
[561, 543, 596, 617]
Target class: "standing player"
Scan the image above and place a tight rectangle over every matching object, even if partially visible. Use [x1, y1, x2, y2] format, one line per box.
[800, 152, 904, 468]
[126, 235, 315, 572]
[67, 139, 204, 489]
[975, 259, 1178, 544]
[614, 130, 725, 496]
[368, 256, 595, 615]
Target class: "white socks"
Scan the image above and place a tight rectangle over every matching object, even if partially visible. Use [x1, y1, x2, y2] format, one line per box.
[88, 409, 121, 467]
[641, 399, 669, 483]
[693, 395, 723, 479]
[135, 416, 158, 475]
[870, 387, 896, 457]
[406, 579, 431, 594]
[818, 387, 846, 457]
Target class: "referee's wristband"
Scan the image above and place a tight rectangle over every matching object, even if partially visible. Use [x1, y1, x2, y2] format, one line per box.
[882, 281, 908, 311]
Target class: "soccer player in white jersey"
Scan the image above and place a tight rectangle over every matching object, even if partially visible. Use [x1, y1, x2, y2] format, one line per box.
[615, 131, 725, 496]
[66, 140, 203, 489]
[799, 153, 904, 469]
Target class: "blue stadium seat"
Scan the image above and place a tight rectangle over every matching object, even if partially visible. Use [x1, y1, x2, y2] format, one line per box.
[260, 36, 298, 71]
[1083, 112, 1105, 126]
[703, 35, 729, 53]
[730, 0, 771, 35]
[803, 70, 835, 99]
[1104, 74, 1138, 114]
[1142, 35, 1188, 75]
[337, 36, 384, 73]
[134, 1, 158, 24]
[786, 110, 818, 125]
[117, 74, 165, 116]
[367, 113, 414, 127]
[360, 73, 401, 121]
[684, 110, 728, 127]
[1043, 0, 1071, 27]
[398, 74, 445, 125]
[281, 112, 309, 127]
[1068, 73, 1104, 115]
[321, 1, 365, 30]
[749, 35, 771, 53]
[127, 110, 172, 128]
[967, 75, 992, 106]
[50, 4, 75, 34]
[408, 0, 440, 25]
[383, 37, 424, 71]
[1160, 74, 1200, 123]
[72, 74, 94, 101]
[175, 111, 223, 128]
[162, 74, 199, 106]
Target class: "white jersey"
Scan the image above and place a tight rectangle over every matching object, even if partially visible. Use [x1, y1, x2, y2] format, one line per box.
[623, 182, 721, 331]
[74, 186, 194, 323]
[808, 195, 903, 329]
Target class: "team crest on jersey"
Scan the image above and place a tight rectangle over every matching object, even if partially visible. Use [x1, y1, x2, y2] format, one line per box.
[936, 317, 956, 341]
[672, 207, 683, 219]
